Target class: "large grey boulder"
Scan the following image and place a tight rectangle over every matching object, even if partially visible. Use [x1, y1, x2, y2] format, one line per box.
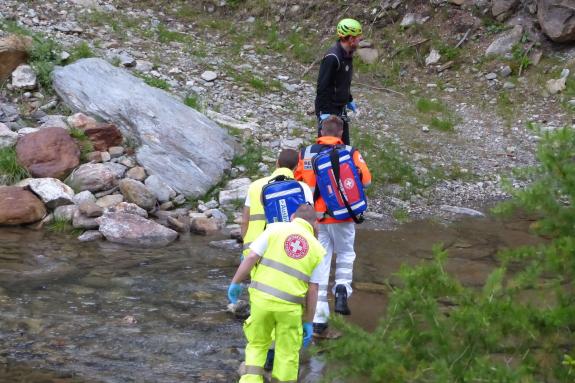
[52, 58, 235, 197]
[538, 0, 575, 42]
[96, 212, 178, 247]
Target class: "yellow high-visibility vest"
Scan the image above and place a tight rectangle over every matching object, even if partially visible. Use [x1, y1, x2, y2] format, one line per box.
[249, 218, 325, 310]
[242, 167, 295, 257]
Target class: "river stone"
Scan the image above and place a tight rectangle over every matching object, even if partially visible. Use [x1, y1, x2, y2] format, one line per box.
[126, 166, 146, 181]
[73, 190, 96, 205]
[0, 186, 46, 225]
[39, 115, 69, 130]
[0, 122, 17, 149]
[16, 127, 80, 179]
[209, 239, 241, 252]
[53, 204, 78, 221]
[79, 201, 103, 217]
[144, 174, 176, 203]
[24, 177, 75, 209]
[218, 178, 251, 207]
[0, 102, 19, 123]
[119, 179, 157, 211]
[190, 216, 220, 235]
[485, 25, 523, 56]
[83, 123, 123, 151]
[167, 215, 191, 233]
[17, 127, 40, 137]
[67, 112, 98, 130]
[96, 194, 124, 209]
[0, 35, 32, 81]
[108, 146, 124, 158]
[441, 205, 485, 217]
[66, 163, 123, 192]
[72, 210, 99, 229]
[205, 208, 228, 229]
[96, 212, 178, 247]
[105, 201, 148, 218]
[78, 230, 103, 242]
[201, 70, 218, 82]
[538, 0, 575, 42]
[11, 64, 37, 90]
[52, 58, 235, 197]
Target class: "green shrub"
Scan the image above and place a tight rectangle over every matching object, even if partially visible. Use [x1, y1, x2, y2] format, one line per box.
[47, 217, 82, 235]
[0, 147, 29, 185]
[133, 72, 170, 90]
[326, 127, 575, 382]
[68, 41, 94, 63]
[232, 138, 264, 177]
[184, 94, 202, 111]
[69, 127, 94, 162]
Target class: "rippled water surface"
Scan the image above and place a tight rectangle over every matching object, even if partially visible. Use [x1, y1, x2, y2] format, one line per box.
[0, 215, 537, 382]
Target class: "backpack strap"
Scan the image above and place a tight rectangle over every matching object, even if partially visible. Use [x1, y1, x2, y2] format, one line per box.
[328, 147, 364, 224]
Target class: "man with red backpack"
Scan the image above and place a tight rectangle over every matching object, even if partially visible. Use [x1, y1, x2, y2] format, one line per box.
[295, 115, 372, 337]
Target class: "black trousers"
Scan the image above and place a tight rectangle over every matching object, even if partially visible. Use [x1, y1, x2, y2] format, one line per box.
[317, 112, 350, 145]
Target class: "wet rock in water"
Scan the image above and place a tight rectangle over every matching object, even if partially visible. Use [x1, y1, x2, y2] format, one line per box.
[227, 299, 250, 319]
[167, 214, 191, 233]
[0, 186, 46, 225]
[11, 64, 37, 90]
[105, 201, 148, 218]
[96, 212, 178, 247]
[0, 122, 17, 149]
[0, 35, 32, 81]
[66, 163, 123, 192]
[52, 58, 234, 197]
[145, 174, 176, 203]
[441, 205, 485, 217]
[209, 239, 241, 252]
[16, 127, 80, 179]
[205, 208, 228, 229]
[152, 208, 190, 226]
[78, 230, 103, 242]
[119, 178, 157, 211]
[19, 177, 75, 209]
[53, 204, 77, 221]
[191, 216, 221, 235]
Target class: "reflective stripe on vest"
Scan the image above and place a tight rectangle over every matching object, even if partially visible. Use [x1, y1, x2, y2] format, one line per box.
[302, 144, 353, 160]
[260, 258, 310, 282]
[271, 378, 297, 383]
[250, 281, 305, 305]
[248, 214, 266, 221]
[244, 365, 265, 376]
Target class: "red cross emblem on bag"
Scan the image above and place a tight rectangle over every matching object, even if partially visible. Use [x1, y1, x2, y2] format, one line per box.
[284, 234, 309, 259]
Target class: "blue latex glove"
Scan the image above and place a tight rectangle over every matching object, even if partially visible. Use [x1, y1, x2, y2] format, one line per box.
[302, 322, 313, 348]
[319, 113, 330, 121]
[346, 101, 357, 113]
[228, 283, 242, 304]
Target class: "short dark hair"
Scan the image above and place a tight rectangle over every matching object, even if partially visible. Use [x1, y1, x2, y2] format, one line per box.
[277, 149, 299, 170]
[320, 115, 344, 138]
[293, 204, 317, 225]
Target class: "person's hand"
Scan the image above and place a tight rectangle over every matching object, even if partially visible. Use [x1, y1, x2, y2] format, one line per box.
[302, 322, 313, 348]
[346, 101, 357, 113]
[319, 114, 330, 121]
[227, 283, 242, 304]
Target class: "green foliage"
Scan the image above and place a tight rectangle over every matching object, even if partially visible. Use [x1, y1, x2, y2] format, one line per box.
[0, 147, 30, 185]
[47, 217, 82, 235]
[69, 127, 94, 162]
[156, 23, 188, 43]
[67, 41, 94, 62]
[232, 138, 265, 177]
[482, 17, 510, 35]
[437, 43, 460, 61]
[415, 97, 459, 132]
[184, 94, 202, 111]
[509, 42, 532, 75]
[326, 127, 575, 382]
[392, 208, 409, 223]
[133, 72, 170, 90]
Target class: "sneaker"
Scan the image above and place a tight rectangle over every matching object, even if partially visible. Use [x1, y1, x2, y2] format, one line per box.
[334, 284, 351, 315]
[313, 322, 328, 338]
[264, 349, 275, 371]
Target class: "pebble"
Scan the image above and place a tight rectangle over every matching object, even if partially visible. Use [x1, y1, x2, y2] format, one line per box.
[485, 73, 497, 80]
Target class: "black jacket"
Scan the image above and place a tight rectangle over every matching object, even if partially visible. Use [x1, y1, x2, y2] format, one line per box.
[314, 41, 354, 117]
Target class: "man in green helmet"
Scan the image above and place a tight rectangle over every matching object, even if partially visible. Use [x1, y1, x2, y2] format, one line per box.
[315, 18, 363, 145]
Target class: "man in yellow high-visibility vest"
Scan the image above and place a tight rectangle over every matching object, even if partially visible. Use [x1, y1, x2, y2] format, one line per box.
[241, 149, 313, 259]
[228, 204, 326, 383]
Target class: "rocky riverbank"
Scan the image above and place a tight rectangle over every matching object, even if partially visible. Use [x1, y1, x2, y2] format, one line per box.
[1, 0, 575, 240]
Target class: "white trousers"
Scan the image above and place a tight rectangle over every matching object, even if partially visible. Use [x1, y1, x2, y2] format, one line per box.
[313, 222, 356, 324]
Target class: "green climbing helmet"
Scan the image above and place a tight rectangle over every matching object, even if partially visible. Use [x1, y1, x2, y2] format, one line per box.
[336, 18, 362, 38]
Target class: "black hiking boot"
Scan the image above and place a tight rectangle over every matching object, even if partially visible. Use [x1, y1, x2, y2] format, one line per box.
[313, 322, 328, 338]
[334, 284, 351, 315]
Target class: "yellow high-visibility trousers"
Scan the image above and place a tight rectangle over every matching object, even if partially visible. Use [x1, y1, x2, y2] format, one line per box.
[240, 302, 303, 383]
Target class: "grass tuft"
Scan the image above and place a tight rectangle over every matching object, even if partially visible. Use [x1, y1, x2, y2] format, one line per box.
[0, 147, 30, 185]
[69, 128, 94, 162]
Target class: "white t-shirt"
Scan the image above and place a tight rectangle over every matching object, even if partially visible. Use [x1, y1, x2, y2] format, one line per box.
[245, 181, 314, 207]
[250, 228, 323, 284]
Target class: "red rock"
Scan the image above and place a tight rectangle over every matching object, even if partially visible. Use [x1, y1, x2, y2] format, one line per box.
[16, 127, 80, 180]
[0, 35, 32, 81]
[83, 123, 123, 151]
[0, 186, 46, 225]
